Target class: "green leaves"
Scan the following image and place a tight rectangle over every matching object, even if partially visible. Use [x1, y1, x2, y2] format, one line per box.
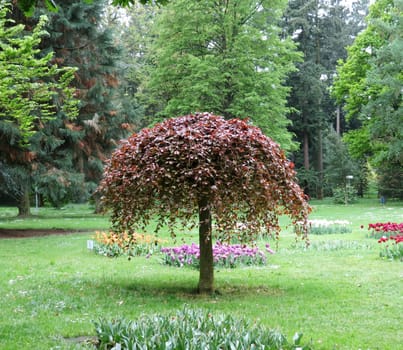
[332, 0, 402, 197]
[94, 307, 313, 349]
[146, 0, 300, 150]
[0, 2, 78, 144]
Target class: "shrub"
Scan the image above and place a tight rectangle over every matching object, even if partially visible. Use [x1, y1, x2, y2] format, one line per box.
[161, 242, 270, 268]
[332, 186, 357, 204]
[93, 231, 165, 258]
[93, 307, 313, 349]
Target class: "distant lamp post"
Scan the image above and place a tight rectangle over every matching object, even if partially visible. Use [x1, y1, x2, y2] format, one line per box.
[345, 175, 354, 205]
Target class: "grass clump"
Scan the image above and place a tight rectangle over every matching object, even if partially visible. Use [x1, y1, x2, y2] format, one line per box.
[93, 307, 313, 350]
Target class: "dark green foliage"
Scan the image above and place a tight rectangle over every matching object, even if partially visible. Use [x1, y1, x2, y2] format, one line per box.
[94, 307, 313, 349]
[284, 0, 369, 198]
[323, 130, 359, 196]
[1, 0, 141, 213]
[377, 163, 403, 200]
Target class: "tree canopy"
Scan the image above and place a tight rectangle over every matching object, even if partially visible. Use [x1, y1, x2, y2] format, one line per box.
[332, 0, 402, 198]
[98, 112, 310, 292]
[17, 0, 167, 15]
[144, 0, 301, 151]
[0, 1, 78, 143]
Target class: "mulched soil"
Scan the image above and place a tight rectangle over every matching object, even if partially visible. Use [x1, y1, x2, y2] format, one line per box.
[0, 228, 86, 239]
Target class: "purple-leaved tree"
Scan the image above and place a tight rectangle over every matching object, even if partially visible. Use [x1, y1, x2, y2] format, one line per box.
[98, 113, 310, 293]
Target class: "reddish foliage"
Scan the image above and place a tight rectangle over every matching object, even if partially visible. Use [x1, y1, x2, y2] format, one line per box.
[98, 113, 310, 241]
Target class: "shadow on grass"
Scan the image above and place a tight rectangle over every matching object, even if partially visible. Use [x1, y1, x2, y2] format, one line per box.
[82, 272, 334, 301]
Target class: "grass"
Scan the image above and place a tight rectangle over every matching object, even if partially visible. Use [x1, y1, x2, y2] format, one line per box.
[0, 204, 109, 231]
[0, 198, 402, 349]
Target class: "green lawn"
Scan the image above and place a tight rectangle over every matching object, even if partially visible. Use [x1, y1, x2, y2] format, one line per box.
[0, 199, 402, 349]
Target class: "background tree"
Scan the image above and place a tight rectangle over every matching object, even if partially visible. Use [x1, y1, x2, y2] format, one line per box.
[333, 0, 402, 199]
[144, 0, 301, 150]
[284, 0, 369, 198]
[106, 2, 159, 129]
[0, 1, 78, 215]
[0, 0, 141, 214]
[16, 0, 168, 15]
[98, 113, 310, 294]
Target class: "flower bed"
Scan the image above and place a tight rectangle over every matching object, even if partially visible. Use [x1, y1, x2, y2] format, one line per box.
[378, 234, 403, 261]
[93, 231, 165, 257]
[161, 242, 271, 268]
[367, 222, 403, 239]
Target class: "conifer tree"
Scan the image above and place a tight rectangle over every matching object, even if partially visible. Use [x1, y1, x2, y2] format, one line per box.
[1, 0, 141, 213]
[0, 1, 78, 215]
[284, 0, 368, 197]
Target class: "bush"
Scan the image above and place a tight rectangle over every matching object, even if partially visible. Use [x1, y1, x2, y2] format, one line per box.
[93, 307, 313, 349]
[332, 186, 357, 204]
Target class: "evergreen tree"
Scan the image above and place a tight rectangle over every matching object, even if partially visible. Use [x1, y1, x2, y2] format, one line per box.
[1, 0, 141, 213]
[0, 1, 77, 215]
[145, 0, 301, 150]
[284, 0, 368, 198]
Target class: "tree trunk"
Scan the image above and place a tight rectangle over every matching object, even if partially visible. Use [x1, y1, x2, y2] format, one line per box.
[198, 196, 214, 294]
[317, 129, 324, 200]
[336, 106, 340, 135]
[17, 183, 31, 217]
[303, 131, 309, 171]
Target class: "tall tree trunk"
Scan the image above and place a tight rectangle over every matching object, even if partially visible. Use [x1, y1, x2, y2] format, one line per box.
[336, 106, 340, 135]
[17, 183, 31, 217]
[303, 131, 310, 171]
[198, 196, 214, 294]
[317, 129, 324, 199]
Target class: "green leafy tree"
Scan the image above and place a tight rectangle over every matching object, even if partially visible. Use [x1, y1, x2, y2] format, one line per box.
[106, 2, 159, 129]
[0, 1, 77, 143]
[99, 113, 310, 294]
[333, 0, 402, 198]
[144, 0, 301, 150]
